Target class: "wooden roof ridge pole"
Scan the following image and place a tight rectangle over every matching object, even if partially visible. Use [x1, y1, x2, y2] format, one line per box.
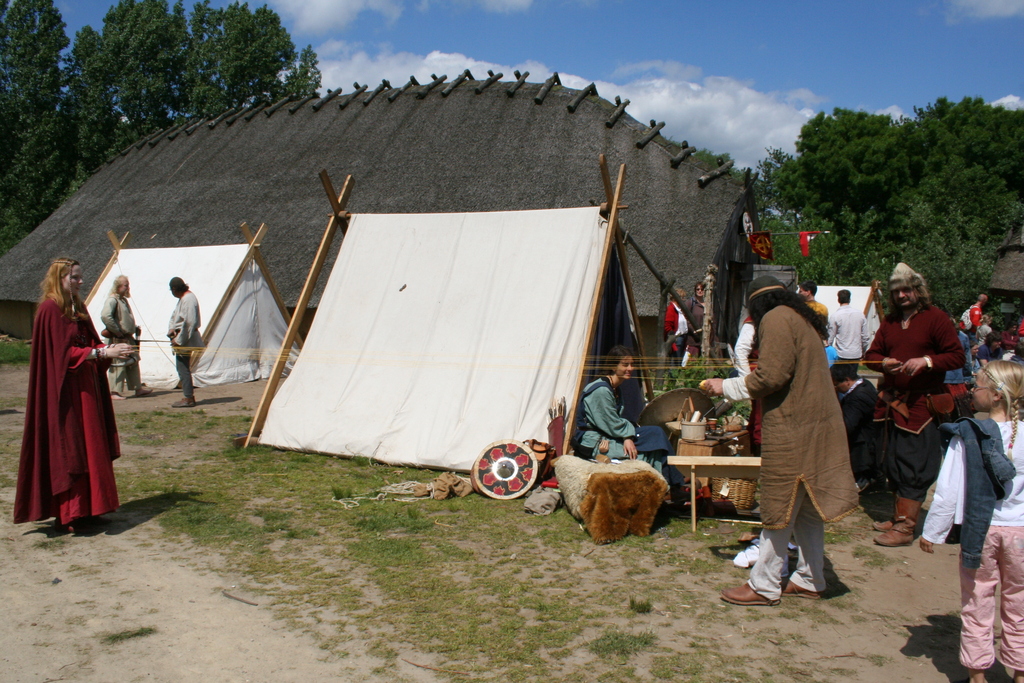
[239, 222, 304, 349]
[85, 230, 132, 306]
[192, 223, 269, 365]
[563, 161, 626, 456]
[597, 155, 653, 400]
[245, 171, 353, 447]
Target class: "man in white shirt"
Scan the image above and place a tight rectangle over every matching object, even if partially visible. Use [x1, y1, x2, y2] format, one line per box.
[167, 277, 204, 408]
[827, 289, 871, 361]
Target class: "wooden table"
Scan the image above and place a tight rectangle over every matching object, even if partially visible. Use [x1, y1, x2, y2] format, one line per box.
[668, 449, 762, 532]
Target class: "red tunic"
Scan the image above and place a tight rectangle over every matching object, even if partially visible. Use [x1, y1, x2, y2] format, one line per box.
[863, 305, 965, 433]
[14, 299, 121, 525]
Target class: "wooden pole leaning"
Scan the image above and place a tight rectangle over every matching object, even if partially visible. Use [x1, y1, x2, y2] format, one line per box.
[240, 222, 304, 348]
[85, 230, 132, 306]
[245, 172, 353, 447]
[597, 155, 653, 400]
[563, 161, 626, 456]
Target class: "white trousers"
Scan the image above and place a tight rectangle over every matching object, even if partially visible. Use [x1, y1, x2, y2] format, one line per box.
[748, 484, 826, 600]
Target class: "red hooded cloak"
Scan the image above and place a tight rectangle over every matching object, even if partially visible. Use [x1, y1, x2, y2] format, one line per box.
[14, 299, 121, 524]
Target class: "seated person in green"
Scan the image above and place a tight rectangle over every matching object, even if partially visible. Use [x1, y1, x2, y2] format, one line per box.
[570, 345, 681, 485]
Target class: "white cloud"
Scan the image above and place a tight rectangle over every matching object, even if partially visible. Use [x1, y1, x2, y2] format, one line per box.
[609, 60, 703, 82]
[992, 94, 1024, 110]
[270, 0, 533, 33]
[875, 104, 908, 120]
[946, 0, 1024, 19]
[271, 0, 402, 33]
[475, 0, 533, 10]
[317, 46, 819, 167]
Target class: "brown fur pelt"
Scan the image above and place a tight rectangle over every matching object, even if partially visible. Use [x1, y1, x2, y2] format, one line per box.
[554, 455, 667, 544]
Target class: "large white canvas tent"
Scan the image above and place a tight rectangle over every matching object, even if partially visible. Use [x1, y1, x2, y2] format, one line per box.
[86, 239, 293, 389]
[814, 285, 884, 341]
[257, 205, 646, 472]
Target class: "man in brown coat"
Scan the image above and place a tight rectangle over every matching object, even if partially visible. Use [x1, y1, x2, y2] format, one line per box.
[705, 276, 859, 605]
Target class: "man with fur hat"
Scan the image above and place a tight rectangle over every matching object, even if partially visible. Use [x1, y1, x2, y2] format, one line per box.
[703, 276, 859, 606]
[863, 263, 964, 546]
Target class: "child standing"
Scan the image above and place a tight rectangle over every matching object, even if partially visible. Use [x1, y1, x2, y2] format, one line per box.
[920, 360, 1024, 683]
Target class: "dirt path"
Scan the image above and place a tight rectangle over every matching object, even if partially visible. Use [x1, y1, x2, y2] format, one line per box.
[0, 367, 389, 683]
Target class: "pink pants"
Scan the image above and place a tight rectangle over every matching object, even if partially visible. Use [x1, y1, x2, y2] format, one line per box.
[959, 526, 1024, 672]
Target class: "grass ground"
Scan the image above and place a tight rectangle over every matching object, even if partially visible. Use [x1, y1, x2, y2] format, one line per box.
[0, 337, 30, 365]
[0, 391, 966, 682]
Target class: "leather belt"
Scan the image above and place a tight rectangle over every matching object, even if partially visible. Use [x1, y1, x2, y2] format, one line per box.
[878, 389, 910, 419]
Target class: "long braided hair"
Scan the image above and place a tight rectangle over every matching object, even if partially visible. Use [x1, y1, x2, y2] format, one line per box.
[982, 360, 1024, 460]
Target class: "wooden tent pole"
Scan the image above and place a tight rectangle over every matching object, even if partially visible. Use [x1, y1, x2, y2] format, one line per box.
[245, 173, 353, 447]
[598, 155, 653, 399]
[191, 223, 268, 365]
[563, 162, 626, 455]
[613, 226, 654, 400]
[85, 231, 132, 306]
[240, 222, 304, 348]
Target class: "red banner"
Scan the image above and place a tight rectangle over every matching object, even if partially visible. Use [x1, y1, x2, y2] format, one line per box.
[799, 231, 821, 257]
[748, 231, 773, 260]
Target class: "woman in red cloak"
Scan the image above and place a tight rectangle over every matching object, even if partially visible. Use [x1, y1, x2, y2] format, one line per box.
[14, 258, 133, 532]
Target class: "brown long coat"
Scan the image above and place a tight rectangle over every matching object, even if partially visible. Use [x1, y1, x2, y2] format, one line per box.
[744, 306, 859, 529]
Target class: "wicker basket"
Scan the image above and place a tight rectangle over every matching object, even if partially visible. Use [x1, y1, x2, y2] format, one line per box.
[710, 477, 758, 511]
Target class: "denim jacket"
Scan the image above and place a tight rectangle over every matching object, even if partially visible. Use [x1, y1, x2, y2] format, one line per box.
[938, 418, 1018, 569]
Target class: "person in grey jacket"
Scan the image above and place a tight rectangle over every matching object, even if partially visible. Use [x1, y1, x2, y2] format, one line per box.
[167, 277, 203, 407]
[100, 275, 152, 399]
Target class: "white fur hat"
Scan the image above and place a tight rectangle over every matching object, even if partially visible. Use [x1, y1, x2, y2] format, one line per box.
[889, 262, 925, 291]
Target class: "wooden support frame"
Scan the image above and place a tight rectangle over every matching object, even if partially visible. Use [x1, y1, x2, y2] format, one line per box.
[85, 231, 132, 306]
[562, 159, 627, 456]
[239, 222, 304, 348]
[245, 171, 353, 447]
[865, 279, 885, 320]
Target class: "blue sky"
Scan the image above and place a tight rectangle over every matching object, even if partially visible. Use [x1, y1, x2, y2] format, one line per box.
[57, 0, 1024, 167]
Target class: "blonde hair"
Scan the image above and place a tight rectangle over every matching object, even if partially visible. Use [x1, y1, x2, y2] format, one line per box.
[38, 258, 87, 321]
[108, 274, 129, 297]
[982, 360, 1024, 460]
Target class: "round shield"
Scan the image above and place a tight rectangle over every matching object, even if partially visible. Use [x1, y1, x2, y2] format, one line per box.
[638, 387, 715, 427]
[471, 440, 539, 500]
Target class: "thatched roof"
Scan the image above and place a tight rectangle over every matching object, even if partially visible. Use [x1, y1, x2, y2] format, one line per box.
[0, 76, 749, 316]
[991, 230, 1024, 296]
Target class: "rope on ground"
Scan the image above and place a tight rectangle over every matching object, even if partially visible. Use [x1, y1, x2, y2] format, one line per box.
[331, 480, 427, 507]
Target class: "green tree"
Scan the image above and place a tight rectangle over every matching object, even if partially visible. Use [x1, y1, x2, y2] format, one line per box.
[0, 0, 73, 254]
[217, 2, 296, 108]
[285, 44, 321, 99]
[766, 98, 1024, 313]
[66, 24, 117, 183]
[96, 0, 188, 147]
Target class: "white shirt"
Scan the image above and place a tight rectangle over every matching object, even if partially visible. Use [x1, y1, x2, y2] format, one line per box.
[734, 322, 756, 377]
[838, 378, 863, 401]
[921, 421, 1024, 544]
[672, 303, 688, 336]
[827, 304, 871, 359]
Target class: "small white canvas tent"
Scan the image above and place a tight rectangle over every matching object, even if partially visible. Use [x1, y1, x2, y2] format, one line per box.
[815, 285, 884, 341]
[86, 235, 293, 389]
[257, 205, 645, 472]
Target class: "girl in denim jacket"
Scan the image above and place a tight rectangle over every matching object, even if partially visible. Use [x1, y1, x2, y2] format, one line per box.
[921, 361, 1024, 683]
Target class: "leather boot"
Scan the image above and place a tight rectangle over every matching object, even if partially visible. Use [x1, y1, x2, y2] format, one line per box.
[872, 494, 897, 532]
[874, 497, 921, 547]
